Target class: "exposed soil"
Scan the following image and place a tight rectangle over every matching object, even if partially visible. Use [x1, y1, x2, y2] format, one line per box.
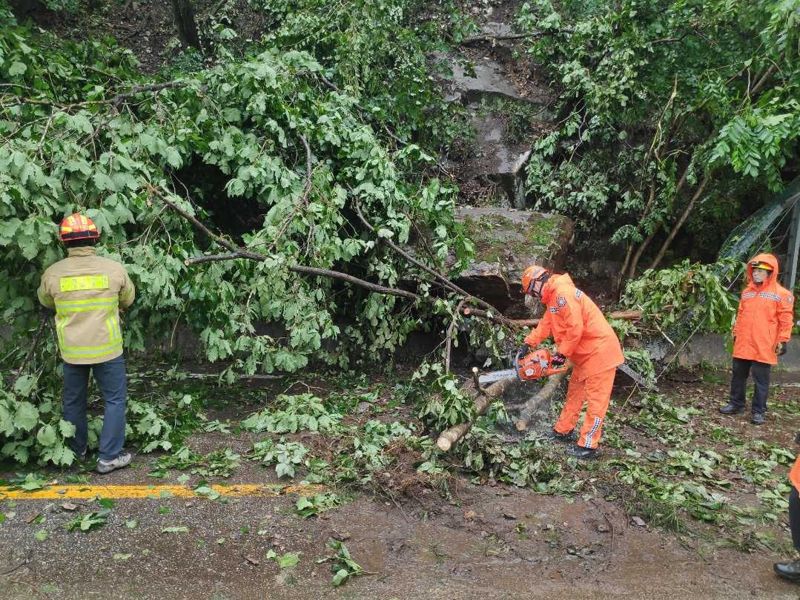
[1, 473, 796, 599]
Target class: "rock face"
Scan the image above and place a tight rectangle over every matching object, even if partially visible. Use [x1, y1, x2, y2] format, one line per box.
[445, 55, 529, 104]
[454, 207, 574, 315]
[434, 28, 552, 208]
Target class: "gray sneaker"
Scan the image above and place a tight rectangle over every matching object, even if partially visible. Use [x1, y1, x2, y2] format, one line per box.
[96, 452, 132, 474]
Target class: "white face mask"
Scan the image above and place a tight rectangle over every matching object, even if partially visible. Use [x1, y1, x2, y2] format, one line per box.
[752, 268, 769, 284]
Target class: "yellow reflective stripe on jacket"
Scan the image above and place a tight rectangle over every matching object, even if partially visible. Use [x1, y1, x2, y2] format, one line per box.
[55, 314, 67, 348]
[61, 339, 123, 360]
[54, 296, 118, 314]
[105, 315, 122, 343]
[59, 275, 109, 293]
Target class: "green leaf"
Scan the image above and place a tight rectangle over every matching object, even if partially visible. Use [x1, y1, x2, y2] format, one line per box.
[8, 61, 27, 76]
[36, 425, 57, 447]
[34, 529, 48, 542]
[162, 526, 189, 534]
[332, 568, 350, 586]
[277, 552, 300, 569]
[13, 375, 37, 398]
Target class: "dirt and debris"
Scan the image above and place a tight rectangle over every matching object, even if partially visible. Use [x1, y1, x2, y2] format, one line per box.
[2, 368, 800, 598]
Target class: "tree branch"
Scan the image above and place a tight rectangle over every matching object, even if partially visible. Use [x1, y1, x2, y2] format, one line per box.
[151, 186, 420, 300]
[461, 307, 641, 328]
[460, 29, 574, 45]
[111, 80, 188, 106]
[648, 173, 710, 271]
[353, 202, 518, 327]
[445, 298, 467, 373]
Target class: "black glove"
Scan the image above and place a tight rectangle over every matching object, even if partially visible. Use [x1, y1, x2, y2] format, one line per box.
[516, 344, 531, 358]
[794, 431, 800, 446]
[551, 352, 567, 367]
[777, 342, 787, 356]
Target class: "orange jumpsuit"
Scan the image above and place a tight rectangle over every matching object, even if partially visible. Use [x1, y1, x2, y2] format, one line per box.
[524, 274, 624, 449]
[791, 456, 800, 493]
[732, 253, 794, 365]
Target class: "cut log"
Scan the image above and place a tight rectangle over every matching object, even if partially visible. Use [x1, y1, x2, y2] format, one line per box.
[436, 372, 517, 452]
[514, 369, 569, 431]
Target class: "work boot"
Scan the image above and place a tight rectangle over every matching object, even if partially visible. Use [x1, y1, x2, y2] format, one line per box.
[774, 560, 800, 582]
[719, 403, 744, 415]
[545, 429, 577, 444]
[566, 445, 597, 460]
[96, 452, 132, 475]
[751, 413, 766, 425]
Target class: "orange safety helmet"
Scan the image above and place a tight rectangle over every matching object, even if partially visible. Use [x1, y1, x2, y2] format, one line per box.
[521, 265, 550, 296]
[59, 213, 100, 243]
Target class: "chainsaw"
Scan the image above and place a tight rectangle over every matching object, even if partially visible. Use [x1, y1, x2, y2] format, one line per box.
[478, 348, 569, 385]
[478, 349, 658, 390]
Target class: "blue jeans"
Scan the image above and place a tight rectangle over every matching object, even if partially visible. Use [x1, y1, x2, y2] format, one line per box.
[62, 355, 127, 461]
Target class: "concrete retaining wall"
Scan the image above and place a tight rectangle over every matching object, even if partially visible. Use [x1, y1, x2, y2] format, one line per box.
[679, 334, 800, 372]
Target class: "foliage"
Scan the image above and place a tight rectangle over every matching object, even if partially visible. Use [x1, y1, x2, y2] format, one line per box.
[152, 446, 244, 479]
[65, 509, 110, 532]
[241, 393, 341, 434]
[621, 259, 739, 335]
[517, 0, 800, 265]
[0, 1, 479, 463]
[295, 492, 341, 518]
[621, 348, 655, 383]
[266, 549, 301, 569]
[459, 427, 563, 490]
[322, 538, 366, 587]
[0, 4, 472, 381]
[249, 438, 309, 478]
[0, 369, 200, 465]
[245, 0, 470, 149]
[406, 362, 476, 430]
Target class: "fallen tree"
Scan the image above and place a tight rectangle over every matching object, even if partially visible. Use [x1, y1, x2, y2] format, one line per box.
[436, 370, 517, 452]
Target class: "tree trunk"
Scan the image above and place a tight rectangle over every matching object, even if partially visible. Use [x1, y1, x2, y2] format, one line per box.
[625, 166, 690, 280]
[648, 174, 710, 271]
[171, 0, 201, 50]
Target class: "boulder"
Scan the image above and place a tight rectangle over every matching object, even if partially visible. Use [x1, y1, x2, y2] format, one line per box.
[454, 207, 574, 315]
[467, 114, 533, 208]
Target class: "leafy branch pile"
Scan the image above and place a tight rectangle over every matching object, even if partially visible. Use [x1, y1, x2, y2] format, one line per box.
[0, 1, 484, 462]
[518, 0, 800, 274]
[621, 258, 740, 338]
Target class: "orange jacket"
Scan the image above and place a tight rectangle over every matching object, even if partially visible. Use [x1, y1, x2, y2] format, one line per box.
[791, 455, 800, 493]
[524, 273, 624, 380]
[732, 253, 794, 365]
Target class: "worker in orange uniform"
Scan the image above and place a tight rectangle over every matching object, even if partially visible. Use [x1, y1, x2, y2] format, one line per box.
[774, 451, 800, 582]
[520, 265, 624, 459]
[37, 214, 136, 474]
[719, 253, 793, 425]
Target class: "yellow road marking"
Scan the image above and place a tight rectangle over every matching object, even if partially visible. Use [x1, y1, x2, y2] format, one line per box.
[0, 483, 325, 501]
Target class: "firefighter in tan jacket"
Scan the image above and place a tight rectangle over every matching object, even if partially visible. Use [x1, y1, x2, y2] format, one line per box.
[37, 213, 135, 473]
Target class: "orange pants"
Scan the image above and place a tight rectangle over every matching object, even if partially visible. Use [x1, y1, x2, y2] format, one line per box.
[553, 366, 616, 449]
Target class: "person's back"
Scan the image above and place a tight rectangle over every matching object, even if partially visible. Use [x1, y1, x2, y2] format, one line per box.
[545, 274, 622, 378]
[38, 246, 134, 364]
[37, 213, 135, 473]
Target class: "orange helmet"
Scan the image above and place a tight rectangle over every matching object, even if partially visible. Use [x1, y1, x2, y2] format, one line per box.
[59, 213, 100, 243]
[521, 265, 550, 296]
